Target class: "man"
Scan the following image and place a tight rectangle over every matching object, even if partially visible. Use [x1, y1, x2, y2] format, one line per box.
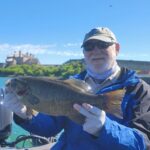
[3, 27, 150, 150]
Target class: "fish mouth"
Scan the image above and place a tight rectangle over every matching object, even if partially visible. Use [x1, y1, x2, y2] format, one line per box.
[7, 78, 29, 96]
[17, 89, 28, 96]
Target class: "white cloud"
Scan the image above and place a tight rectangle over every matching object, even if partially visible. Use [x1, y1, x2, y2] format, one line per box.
[63, 42, 82, 47]
[47, 50, 82, 57]
[0, 43, 83, 59]
[0, 43, 54, 54]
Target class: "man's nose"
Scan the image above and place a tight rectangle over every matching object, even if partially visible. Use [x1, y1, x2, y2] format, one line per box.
[93, 45, 101, 51]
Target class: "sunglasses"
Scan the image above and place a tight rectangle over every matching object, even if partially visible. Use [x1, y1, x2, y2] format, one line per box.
[83, 41, 114, 52]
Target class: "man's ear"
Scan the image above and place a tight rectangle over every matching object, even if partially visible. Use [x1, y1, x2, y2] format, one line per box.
[115, 43, 120, 55]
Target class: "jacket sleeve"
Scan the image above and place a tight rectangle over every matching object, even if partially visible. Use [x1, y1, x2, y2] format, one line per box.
[13, 112, 68, 138]
[126, 79, 150, 149]
[95, 116, 147, 150]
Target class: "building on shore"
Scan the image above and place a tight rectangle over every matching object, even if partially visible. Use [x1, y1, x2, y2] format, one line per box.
[5, 51, 40, 67]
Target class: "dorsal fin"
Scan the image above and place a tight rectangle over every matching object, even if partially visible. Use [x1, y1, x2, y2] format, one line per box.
[63, 78, 92, 93]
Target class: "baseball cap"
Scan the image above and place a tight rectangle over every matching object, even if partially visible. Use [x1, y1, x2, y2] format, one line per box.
[81, 27, 117, 47]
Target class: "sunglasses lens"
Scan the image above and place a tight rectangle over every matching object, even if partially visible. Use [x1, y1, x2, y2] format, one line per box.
[83, 41, 114, 51]
[83, 43, 94, 51]
[97, 42, 113, 49]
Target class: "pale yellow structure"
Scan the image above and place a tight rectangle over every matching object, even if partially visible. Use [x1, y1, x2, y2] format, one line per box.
[5, 51, 40, 67]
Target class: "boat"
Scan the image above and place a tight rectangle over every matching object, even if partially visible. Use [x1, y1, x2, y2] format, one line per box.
[0, 89, 56, 150]
[0, 143, 55, 150]
[0, 134, 56, 150]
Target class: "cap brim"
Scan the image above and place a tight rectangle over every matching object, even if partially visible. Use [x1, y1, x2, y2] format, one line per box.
[81, 35, 116, 47]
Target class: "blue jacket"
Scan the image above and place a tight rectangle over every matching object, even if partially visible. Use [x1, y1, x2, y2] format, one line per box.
[14, 67, 150, 150]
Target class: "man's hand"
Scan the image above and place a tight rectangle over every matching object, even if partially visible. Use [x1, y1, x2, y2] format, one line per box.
[3, 88, 30, 119]
[73, 103, 106, 137]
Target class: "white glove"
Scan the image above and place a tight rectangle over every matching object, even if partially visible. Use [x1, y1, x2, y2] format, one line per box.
[3, 89, 29, 119]
[74, 103, 106, 137]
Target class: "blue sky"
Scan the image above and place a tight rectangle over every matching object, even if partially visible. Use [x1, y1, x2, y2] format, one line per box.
[0, 0, 149, 64]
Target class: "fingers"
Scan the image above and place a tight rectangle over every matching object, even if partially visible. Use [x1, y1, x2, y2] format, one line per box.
[4, 92, 16, 102]
[73, 103, 93, 118]
[82, 103, 102, 116]
[73, 103, 102, 118]
[74, 103, 105, 137]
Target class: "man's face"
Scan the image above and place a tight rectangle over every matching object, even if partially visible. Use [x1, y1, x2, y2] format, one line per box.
[83, 40, 120, 73]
